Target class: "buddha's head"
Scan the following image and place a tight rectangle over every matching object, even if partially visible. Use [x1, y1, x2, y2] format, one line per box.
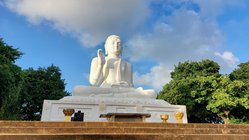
[105, 35, 122, 57]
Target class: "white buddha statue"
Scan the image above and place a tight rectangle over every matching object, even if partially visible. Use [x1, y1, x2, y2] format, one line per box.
[73, 35, 157, 99]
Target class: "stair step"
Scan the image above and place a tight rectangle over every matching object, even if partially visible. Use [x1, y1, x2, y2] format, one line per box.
[0, 121, 248, 140]
[0, 134, 248, 140]
[0, 121, 248, 129]
[0, 127, 248, 134]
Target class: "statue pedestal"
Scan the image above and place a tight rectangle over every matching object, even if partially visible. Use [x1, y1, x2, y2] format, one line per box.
[41, 96, 187, 123]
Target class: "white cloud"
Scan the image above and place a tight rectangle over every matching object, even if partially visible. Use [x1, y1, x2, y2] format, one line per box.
[215, 51, 239, 68]
[133, 64, 172, 91]
[127, 1, 242, 90]
[127, 9, 224, 65]
[3, 0, 150, 47]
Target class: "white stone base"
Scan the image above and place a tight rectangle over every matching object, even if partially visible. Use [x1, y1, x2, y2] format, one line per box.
[41, 96, 188, 123]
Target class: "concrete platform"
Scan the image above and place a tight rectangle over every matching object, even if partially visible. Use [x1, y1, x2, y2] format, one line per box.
[41, 96, 187, 123]
[0, 121, 248, 140]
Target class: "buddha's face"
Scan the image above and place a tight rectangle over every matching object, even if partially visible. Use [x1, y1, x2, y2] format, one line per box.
[106, 37, 122, 56]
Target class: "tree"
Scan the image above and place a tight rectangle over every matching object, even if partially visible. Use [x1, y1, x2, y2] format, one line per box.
[159, 60, 221, 123]
[228, 61, 249, 123]
[20, 65, 69, 120]
[159, 75, 222, 123]
[230, 62, 249, 84]
[206, 76, 248, 124]
[170, 59, 220, 80]
[158, 59, 249, 123]
[0, 37, 70, 120]
[0, 38, 23, 119]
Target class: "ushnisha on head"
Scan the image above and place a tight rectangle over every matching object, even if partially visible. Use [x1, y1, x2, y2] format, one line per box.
[104, 35, 122, 57]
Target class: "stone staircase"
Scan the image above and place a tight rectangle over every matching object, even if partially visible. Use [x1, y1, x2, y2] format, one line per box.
[0, 121, 248, 140]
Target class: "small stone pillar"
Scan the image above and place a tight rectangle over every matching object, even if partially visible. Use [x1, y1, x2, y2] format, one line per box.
[63, 108, 75, 122]
[160, 114, 169, 123]
[174, 112, 184, 123]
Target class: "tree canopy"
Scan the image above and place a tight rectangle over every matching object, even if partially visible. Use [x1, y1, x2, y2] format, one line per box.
[158, 59, 249, 123]
[0, 38, 23, 119]
[20, 65, 69, 120]
[229, 61, 249, 123]
[171, 59, 220, 80]
[230, 62, 249, 87]
[0, 38, 68, 120]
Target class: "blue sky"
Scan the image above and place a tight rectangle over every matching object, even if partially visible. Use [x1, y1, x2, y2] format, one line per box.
[0, 0, 249, 93]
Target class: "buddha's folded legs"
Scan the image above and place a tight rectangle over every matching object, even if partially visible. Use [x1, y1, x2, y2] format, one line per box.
[73, 85, 157, 99]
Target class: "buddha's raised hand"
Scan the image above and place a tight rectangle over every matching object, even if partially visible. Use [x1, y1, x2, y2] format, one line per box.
[97, 49, 105, 66]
